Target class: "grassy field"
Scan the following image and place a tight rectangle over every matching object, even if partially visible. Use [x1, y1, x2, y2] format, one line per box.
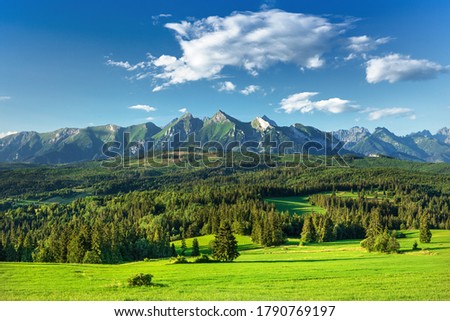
[323, 190, 394, 200]
[265, 196, 326, 215]
[1, 230, 449, 301]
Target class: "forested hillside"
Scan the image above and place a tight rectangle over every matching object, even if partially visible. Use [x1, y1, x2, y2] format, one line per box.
[1, 158, 449, 264]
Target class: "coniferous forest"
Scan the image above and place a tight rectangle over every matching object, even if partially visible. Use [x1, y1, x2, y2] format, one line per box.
[1, 157, 449, 264]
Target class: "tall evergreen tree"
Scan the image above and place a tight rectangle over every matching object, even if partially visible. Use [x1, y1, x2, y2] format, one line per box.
[191, 238, 200, 257]
[319, 217, 334, 242]
[180, 238, 187, 256]
[361, 208, 383, 251]
[212, 222, 240, 262]
[419, 216, 432, 243]
[301, 216, 316, 243]
[170, 243, 177, 257]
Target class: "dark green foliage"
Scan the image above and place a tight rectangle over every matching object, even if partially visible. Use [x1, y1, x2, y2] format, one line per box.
[170, 243, 177, 257]
[361, 228, 400, 253]
[0, 158, 449, 264]
[212, 222, 240, 262]
[83, 251, 102, 264]
[194, 254, 212, 263]
[180, 238, 187, 256]
[301, 216, 316, 243]
[191, 238, 200, 257]
[420, 216, 432, 243]
[169, 255, 188, 264]
[319, 217, 334, 242]
[127, 273, 153, 287]
[412, 240, 419, 250]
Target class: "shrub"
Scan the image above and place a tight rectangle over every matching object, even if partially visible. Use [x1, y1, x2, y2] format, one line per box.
[127, 273, 153, 287]
[194, 254, 212, 263]
[412, 241, 419, 251]
[169, 255, 188, 264]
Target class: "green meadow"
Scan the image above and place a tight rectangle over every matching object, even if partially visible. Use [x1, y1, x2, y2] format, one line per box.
[265, 196, 327, 215]
[1, 230, 449, 301]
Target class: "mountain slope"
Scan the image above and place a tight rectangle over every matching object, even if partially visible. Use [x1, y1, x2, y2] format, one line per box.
[0, 112, 448, 164]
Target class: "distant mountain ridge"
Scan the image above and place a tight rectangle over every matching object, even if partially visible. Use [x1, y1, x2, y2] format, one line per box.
[0, 111, 449, 164]
[335, 126, 450, 163]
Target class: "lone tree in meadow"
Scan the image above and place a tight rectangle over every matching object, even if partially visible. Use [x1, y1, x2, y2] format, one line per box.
[212, 222, 240, 262]
[419, 216, 432, 243]
[191, 238, 200, 257]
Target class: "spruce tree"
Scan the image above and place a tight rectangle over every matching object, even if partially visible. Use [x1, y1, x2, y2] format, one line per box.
[191, 238, 200, 257]
[319, 217, 334, 242]
[170, 243, 177, 257]
[180, 238, 187, 256]
[419, 216, 432, 243]
[301, 216, 316, 243]
[212, 222, 240, 262]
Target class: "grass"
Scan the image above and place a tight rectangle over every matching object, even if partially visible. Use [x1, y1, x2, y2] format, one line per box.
[1, 230, 449, 301]
[265, 196, 326, 215]
[322, 190, 394, 200]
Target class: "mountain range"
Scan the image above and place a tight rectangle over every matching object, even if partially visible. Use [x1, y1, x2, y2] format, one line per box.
[0, 110, 449, 164]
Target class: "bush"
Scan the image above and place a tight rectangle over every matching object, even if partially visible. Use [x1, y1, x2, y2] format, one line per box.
[169, 255, 188, 264]
[412, 240, 419, 251]
[127, 273, 153, 287]
[194, 254, 212, 263]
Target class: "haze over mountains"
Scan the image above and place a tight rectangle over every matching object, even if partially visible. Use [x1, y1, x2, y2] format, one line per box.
[0, 110, 449, 164]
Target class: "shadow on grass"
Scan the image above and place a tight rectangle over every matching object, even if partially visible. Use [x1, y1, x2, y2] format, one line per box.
[234, 256, 379, 264]
[128, 283, 168, 288]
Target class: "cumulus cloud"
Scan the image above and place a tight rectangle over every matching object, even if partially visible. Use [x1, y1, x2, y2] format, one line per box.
[0, 131, 17, 138]
[144, 10, 349, 90]
[217, 81, 236, 92]
[347, 35, 391, 53]
[0, 96, 11, 102]
[128, 105, 157, 112]
[240, 85, 260, 95]
[279, 92, 356, 114]
[146, 116, 155, 121]
[368, 107, 416, 120]
[178, 107, 188, 113]
[366, 54, 448, 83]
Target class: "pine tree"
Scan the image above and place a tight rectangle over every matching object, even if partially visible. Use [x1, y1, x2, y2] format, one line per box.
[170, 243, 177, 257]
[319, 217, 334, 242]
[212, 222, 240, 262]
[361, 208, 383, 251]
[419, 216, 432, 243]
[180, 238, 187, 256]
[301, 216, 316, 243]
[191, 238, 200, 257]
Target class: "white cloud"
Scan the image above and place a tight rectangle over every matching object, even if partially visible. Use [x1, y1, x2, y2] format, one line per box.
[368, 107, 416, 120]
[128, 105, 157, 112]
[366, 54, 448, 83]
[279, 92, 356, 114]
[240, 85, 260, 95]
[106, 59, 147, 71]
[152, 13, 172, 25]
[0, 131, 17, 138]
[347, 35, 391, 53]
[146, 116, 155, 121]
[217, 81, 236, 92]
[147, 10, 349, 90]
[179, 108, 188, 113]
[0, 96, 11, 102]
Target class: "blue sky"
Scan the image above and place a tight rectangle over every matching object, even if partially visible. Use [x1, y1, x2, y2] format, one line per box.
[0, 0, 449, 137]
